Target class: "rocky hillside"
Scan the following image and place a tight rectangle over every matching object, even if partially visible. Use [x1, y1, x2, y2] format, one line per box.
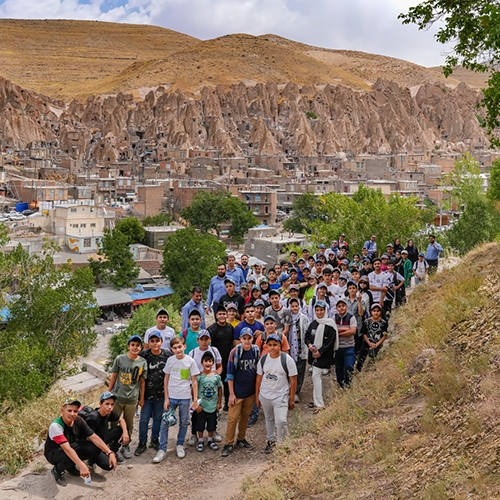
[241, 242, 500, 499]
[0, 72, 487, 159]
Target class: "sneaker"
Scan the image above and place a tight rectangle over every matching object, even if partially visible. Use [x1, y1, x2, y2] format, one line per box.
[51, 467, 67, 487]
[294, 394, 300, 403]
[221, 444, 233, 457]
[120, 444, 132, 459]
[213, 431, 223, 443]
[134, 441, 147, 456]
[176, 445, 186, 459]
[223, 403, 229, 412]
[152, 450, 166, 463]
[66, 466, 80, 477]
[115, 453, 125, 464]
[264, 440, 276, 455]
[186, 434, 197, 447]
[150, 438, 160, 450]
[237, 439, 253, 449]
[248, 415, 258, 427]
[322, 369, 330, 376]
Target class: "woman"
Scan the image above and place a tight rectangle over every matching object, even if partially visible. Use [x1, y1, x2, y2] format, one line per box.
[405, 239, 419, 266]
[259, 277, 270, 303]
[393, 238, 404, 253]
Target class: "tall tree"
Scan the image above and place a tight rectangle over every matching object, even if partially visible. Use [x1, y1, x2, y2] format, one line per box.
[161, 227, 226, 306]
[115, 217, 145, 244]
[487, 158, 500, 202]
[399, 1, 500, 144]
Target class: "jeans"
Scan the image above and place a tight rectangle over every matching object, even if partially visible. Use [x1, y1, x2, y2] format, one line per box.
[334, 346, 355, 388]
[138, 399, 164, 444]
[158, 398, 190, 451]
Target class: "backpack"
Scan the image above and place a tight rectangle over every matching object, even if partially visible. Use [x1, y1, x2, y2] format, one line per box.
[182, 329, 188, 340]
[260, 330, 282, 343]
[78, 405, 94, 422]
[260, 352, 290, 381]
[234, 343, 260, 370]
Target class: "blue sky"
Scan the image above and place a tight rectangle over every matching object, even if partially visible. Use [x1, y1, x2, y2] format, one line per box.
[0, 0, 451, 67]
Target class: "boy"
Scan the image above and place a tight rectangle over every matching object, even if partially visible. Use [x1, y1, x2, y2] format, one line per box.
[333, 298, 357, 388]
[135, 332, 171, 456]
[233, 303, 265, 347]
[384, 261, 405, 317]
[288, 298, 310, 401]
[226, 302, 241, 328]
[86, 392, 129, 465]
[221, 327, 261, 457]
[413, 252, 429, 285]
[255, 334, 298, 454]
[264, 290, 292, 339]
[356, 304, 388, 372]
[145, 308, 175, 352]
[195, 351, 222, 452]
[180, 309, 203, 354]
[255, 315, 291, 356]
[108, 334, 148, 459]
[153, 336, 200, 463]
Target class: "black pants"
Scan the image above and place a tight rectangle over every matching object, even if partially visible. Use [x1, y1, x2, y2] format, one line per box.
[296, 358, 307, 395]
[356, 343, 381, 372]
[45, 440, 113, 473]
[427, 259, 438, 275]
[355, 334, 364, 359]
[103, 425, 122, 453]
[220, 360, 230, 406]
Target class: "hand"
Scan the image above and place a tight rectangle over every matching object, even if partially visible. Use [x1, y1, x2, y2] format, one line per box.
[164, 398, 170, 412]
[196, 405, 203, 413]
[215, 366, 223, 375]
[216, 403, 222, 412]
[289, 399, 295, 410]
[79, 463, 90, 478]
[122, 433, 130, 446]
[308, 344, 316, 352]
[108, 452, 117, 471]
[228, 394, 237, 407]
[137, 399, 144, 409]
[312, 350, 321, 358]
[192, 400, 199, 412]
[256, 398, 261, 409]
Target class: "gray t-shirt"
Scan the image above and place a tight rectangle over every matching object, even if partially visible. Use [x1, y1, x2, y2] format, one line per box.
[264, 305, 292, 335]
[111, 354, 148, 404]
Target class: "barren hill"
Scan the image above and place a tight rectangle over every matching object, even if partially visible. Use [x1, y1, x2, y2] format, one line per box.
[0, 19, 478, 101]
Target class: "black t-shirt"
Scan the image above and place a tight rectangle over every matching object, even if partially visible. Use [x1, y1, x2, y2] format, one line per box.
[208, 322, 234, 363]
[44, 415, 94, 456]
[139, 349, 171, 400]
[218, 293, 246, 316]
[86, 409, 120, 440]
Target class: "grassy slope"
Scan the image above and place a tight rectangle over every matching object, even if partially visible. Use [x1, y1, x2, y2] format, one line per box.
[242, 242, 500, 499]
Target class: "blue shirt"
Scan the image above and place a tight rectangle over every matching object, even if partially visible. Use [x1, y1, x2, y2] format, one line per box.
[226, 345, 260, 399]
[364, 240, 377, 258]
[181, 299, 206, 331]
[226, 267, 245, 291]
[239, 265, 250, 281]
[425, 241, 443, 260]
[207, 276, 227, 309]
[233, 320, 265, 341]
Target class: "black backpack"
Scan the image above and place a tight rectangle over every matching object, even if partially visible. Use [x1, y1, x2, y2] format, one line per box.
[78, 405, 94, 421]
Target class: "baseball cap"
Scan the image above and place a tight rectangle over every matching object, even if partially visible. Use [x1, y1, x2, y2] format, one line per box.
[381, 254, 389, 259]
[197, 329, 211, 339]
[63, 397, 81, 407]
[387, 243, 394, 248]
[148, 331, 162, 340]
[240, 282, 249, 289]
[316, 282, 327, 289]
[314, 300, 327, 309]
[279, 273, 291, 282]
[268, 289, 281, 297]
[128, 334, 143, 345]
[156, 308, 169, 318]
[340, 233, 346, 237]
[346, 280, 357, 288]
[239, 327, 254, 339]
[401, 250, 408, 254]
[224, 277, 236, 285]
[341, 259, 349, 265]
[419, 252, 425, 257]
[336, 298, 347, 305]
[289, 284, 299, 291]
[263, 315, 277, 323]
[252, 285, 261, 291]
[266, 334, 282, 343]
[226, 302, 238, 311]
[99, 391, 117, 402]
[253, 299, 265, 307]
[319, 244, 326, 249]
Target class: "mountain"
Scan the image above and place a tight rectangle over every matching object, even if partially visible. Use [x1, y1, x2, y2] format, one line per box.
[0, 20, 482, 101]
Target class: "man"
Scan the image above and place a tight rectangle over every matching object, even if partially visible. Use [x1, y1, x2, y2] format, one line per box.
[364, 234, 377, 259]
[264, 290, 292, 339]
[86, 392, 129, 465]
[207, 264, 227, 315]
[368, 257, 387, 307]
[145, 308, 175, 351]
[333, 298, 357, 388]
[426, 234, 443, 274]
[219, 277, 245, 317]
[45, 398, 117, 487]
[181, 286, 206, 331]
[238, 254, 250, 281]
[226, 254, 245, 290]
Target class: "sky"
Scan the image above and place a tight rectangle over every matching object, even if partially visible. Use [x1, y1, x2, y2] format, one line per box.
[0, 0, 452, 67]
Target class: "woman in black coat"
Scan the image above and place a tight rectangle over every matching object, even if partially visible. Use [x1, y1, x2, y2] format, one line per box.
[405, 239, 419, 265]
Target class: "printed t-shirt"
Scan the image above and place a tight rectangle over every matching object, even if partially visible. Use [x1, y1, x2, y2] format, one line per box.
[111, 354, 148, 404]
[197, 373, 222, 413]
[263, 305, 292, 335]
[44, 415, 93, 456]
[188, 346, 222, 372]
[226, 345, 260, 399]
[145, 325, 176, 352]
[139, 349, 171, 400]
[163, 355, 200, 400]
[257, 353, 298, 399]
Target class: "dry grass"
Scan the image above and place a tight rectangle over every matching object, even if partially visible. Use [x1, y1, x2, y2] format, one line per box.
[242, 243, 500, 499]
[0, 386, 105, 474]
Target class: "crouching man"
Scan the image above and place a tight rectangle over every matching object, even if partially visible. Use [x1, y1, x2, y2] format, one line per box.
[44, 397, 117, 487]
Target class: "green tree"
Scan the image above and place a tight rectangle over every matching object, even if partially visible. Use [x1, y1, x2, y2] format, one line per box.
[283, 192, 324, 234]
[115, 217, 145, 244]
[181, 190, 257, 241]
[108, 299, 181, 361]
[487, 159, 500, 201]
[399, 1, 500, 144]
[90, 228, 140, 289]
[0, 241, 98, 403]
[441, 154, 483, 207]
[161, 227, 226, 306]
[142, 213, 172, 227]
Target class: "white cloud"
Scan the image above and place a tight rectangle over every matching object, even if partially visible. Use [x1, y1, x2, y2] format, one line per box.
[0, 0, 452, 66]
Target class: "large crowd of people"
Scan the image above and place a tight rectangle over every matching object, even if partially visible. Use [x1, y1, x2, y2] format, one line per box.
[44, 234, 443, 486]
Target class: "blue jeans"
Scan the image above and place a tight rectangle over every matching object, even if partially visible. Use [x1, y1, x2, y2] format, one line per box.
[334, 346, 355, 388]
[158, 398, 190, 451]
[139, 399, 164, 444]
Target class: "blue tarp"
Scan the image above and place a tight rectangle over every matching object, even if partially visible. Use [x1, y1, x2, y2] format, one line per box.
[128, 287, 174, 302]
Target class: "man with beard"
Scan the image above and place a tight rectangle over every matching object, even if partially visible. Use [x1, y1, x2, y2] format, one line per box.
[207, 264, 227, 317]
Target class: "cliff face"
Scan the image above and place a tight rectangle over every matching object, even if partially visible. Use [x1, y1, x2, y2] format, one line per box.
[0, 75, 488, 162]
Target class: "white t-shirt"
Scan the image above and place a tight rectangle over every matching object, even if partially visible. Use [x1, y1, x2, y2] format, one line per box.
[163, 355, 200, 400]
[368, 271, 388, 302]
[188, 346, 222, 372]
[145, 325, 175, 352]
[257, 353, 298, 400]
[413, 260, 428, 279]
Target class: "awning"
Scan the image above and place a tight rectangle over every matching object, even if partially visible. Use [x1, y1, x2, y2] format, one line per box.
[128, 287, 174, 306]
[94, 288, 133, 308]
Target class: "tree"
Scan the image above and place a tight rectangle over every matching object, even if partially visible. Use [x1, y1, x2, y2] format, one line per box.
[0, 241, 98, 404]
[283, 192, 324, 234]
[142, 213, 172, 227]
[115, 217, 145, 244]
[161, 227, 226, 306]
[181, 190, 258, 241]
[90, 228, 140, 289]
[399, 1, 500, 144]
[487, 158, 500, 202]
[441, 154, 483, 208]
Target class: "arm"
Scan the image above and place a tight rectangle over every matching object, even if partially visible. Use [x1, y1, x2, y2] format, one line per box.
[138, 376, 146, 408]
[282, 323, 290, 339]
[338, 324, 356, 337]
[108, 372, 118, 392]
[375, 334, 387, 348]
[163, 373, 170, 411]
[255, 373, 263, 408]
[288, 375, 297, 410]
[191, 375, 199, 410]
[117, 416, 130, 445]
[206, 280, 213, 311]
[87, 433, 117, 471]
[216, 385, 223, 412]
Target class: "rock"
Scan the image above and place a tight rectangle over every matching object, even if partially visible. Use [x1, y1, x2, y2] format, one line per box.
[408, 349, 436, 377]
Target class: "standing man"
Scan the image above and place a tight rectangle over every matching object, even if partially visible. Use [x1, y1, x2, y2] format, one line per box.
[239, 254, 251, 281]
[226, 254, 245, 290]
[426, 234, 443, 274]
[207, 264, 227, 316]
[364, 234, 378, 259]
[181, 286, 206, 331]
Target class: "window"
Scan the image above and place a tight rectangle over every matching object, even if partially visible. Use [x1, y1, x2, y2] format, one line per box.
[80, 224, 86, 228]
[255, 193, 261, 202]
[90, 223, 96, 228]
[180, 152, 185, 159]
[71, 208, 77, 213]
[158, 239, 164, 246]
[49, 190, 55, 199]
[59, 190, 64, 199]
[72, 224, 78, 228]
[83, 238, 91, 248]
[245, 194, 250, 201]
